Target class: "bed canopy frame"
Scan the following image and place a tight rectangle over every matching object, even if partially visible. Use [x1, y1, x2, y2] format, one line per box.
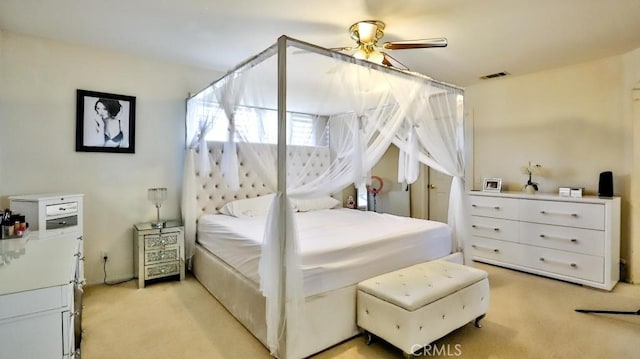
[182, 35, 469, 358]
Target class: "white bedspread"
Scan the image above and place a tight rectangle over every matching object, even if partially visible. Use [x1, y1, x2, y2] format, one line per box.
[197, 208, 452, 296]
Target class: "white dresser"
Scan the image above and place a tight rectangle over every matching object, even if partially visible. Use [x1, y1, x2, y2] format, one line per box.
[0, 232, 83, 358]
[468, 191, 620, 290]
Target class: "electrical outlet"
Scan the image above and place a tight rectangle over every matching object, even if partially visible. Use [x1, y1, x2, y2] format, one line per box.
[100, 250, 109, 262]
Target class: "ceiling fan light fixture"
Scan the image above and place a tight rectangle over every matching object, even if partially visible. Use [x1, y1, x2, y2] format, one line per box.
[352, 46, 385, 65]
[368, 51, 385, 65]
[342, 20, 446, 70]
[353, 48, 368, 60]
[349, 20, 385, 44]
[357, 22, 378, 44]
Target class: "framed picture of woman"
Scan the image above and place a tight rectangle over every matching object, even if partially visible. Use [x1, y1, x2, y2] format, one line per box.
[75, 89, 136, 153]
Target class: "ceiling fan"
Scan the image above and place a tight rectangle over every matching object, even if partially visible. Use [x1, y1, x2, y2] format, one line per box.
[334, 20, 447, 70]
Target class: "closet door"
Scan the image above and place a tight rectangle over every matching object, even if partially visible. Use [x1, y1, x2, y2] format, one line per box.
[427, 167, 451, 223]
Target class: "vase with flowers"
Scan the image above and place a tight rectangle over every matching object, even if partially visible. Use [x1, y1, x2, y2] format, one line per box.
[521, 162, 542, 194]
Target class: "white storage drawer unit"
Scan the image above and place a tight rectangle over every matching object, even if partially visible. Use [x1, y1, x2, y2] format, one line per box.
[9, 193, 83, 239]
[469, 191, 620, 290]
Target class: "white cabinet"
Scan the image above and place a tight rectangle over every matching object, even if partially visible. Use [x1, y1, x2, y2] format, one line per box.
[10, 193, 84, 281]
[469, 191, 620, 290]
[9, 193, 83, 239]
[0, 234, 83, 358]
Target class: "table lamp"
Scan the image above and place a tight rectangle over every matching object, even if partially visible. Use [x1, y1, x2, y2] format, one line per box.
[148, 188, 167, 228]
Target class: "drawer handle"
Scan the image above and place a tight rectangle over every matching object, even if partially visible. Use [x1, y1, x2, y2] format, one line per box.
[540, 210, 579, 217]
[472, 244, 500, 253]
[539, 234, 579, 243]
[539, 257, 578, 268]
[472, 204, 501, 210]
[472, 224, 500, 232]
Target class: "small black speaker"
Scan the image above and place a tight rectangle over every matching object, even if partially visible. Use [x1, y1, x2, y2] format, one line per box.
[598, 171, 613, 197]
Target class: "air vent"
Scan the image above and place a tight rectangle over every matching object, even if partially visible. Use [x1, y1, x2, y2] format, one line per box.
[480, 71, 510, 80]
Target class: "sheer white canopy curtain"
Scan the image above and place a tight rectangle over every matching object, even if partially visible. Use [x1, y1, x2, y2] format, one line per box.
[182, 36, 466, 359]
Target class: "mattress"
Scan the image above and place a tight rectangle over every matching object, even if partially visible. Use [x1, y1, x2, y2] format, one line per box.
[197, 208, 452, 296]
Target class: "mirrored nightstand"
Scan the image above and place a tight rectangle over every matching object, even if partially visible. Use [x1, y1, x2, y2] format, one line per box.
[133, 220, 184, 288]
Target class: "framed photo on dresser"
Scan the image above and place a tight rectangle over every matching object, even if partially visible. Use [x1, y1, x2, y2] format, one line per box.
[482, 178, 502, 192]
[75, 89, 136, 153]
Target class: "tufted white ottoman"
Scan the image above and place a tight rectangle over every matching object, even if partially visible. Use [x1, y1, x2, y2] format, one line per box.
[357, 260, 489, 357]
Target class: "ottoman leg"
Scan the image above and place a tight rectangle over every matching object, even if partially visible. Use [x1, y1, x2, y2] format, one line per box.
[474, 313, 486, 328]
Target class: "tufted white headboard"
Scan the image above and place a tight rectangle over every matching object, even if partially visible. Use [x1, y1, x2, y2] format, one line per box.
[194, 141, 331, 216]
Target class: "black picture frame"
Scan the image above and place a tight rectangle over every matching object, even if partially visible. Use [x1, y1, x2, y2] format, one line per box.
[76, 89, 136, 153]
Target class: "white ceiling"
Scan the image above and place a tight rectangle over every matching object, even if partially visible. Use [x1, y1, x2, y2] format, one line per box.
[2, 0, 640, 87]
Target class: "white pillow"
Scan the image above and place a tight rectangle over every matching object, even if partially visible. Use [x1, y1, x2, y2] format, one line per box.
[290, 196, 341, 212]
[219, 194, 275, 218]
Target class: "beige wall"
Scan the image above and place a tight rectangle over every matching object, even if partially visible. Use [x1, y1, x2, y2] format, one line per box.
[0, 30, 220, 284]
[466, 51, 640, 283]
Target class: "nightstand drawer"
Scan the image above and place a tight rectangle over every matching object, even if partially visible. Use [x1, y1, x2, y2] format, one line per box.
[145, 248, 180, 264]
[144, 232, 179, 249]
[145, 261, 180, 279]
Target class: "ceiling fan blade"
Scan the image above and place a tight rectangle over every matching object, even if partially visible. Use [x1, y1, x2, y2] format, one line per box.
[382, 38, 448, 50]
[381, 52, 409, 71]
[328, 46, 356, 52]
[292, 45, 354, 55]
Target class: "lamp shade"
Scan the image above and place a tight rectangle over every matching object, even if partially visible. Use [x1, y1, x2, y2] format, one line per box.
[148, 188, 167, 206]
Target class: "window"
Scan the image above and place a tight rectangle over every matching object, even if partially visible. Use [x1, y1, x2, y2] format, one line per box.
[202, 103, 328, 146]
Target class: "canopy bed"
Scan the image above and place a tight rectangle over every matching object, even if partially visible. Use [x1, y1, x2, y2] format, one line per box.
[182, 36, 469, 358]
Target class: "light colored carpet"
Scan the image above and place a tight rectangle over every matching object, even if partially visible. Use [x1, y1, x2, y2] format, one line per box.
[81, 262, 640, 358]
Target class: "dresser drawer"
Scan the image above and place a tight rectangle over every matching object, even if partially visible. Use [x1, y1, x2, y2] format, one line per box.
[145, 261, 180, 280]
[470, 196, 519, 220]
[520, 222, 604, 256]
[519, 200, 604, 230]
[145, 247, 180, 265]
[45, 201, 79, 216]
[144, 232, 180, 249]
[523, 246, 604, 283]
[0, 286, 64, 320]
[471, 237, 523, 265]
[470, 216, 519, 242]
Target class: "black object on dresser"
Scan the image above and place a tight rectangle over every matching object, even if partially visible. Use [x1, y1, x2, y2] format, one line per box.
[598, 171, 614, 198]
